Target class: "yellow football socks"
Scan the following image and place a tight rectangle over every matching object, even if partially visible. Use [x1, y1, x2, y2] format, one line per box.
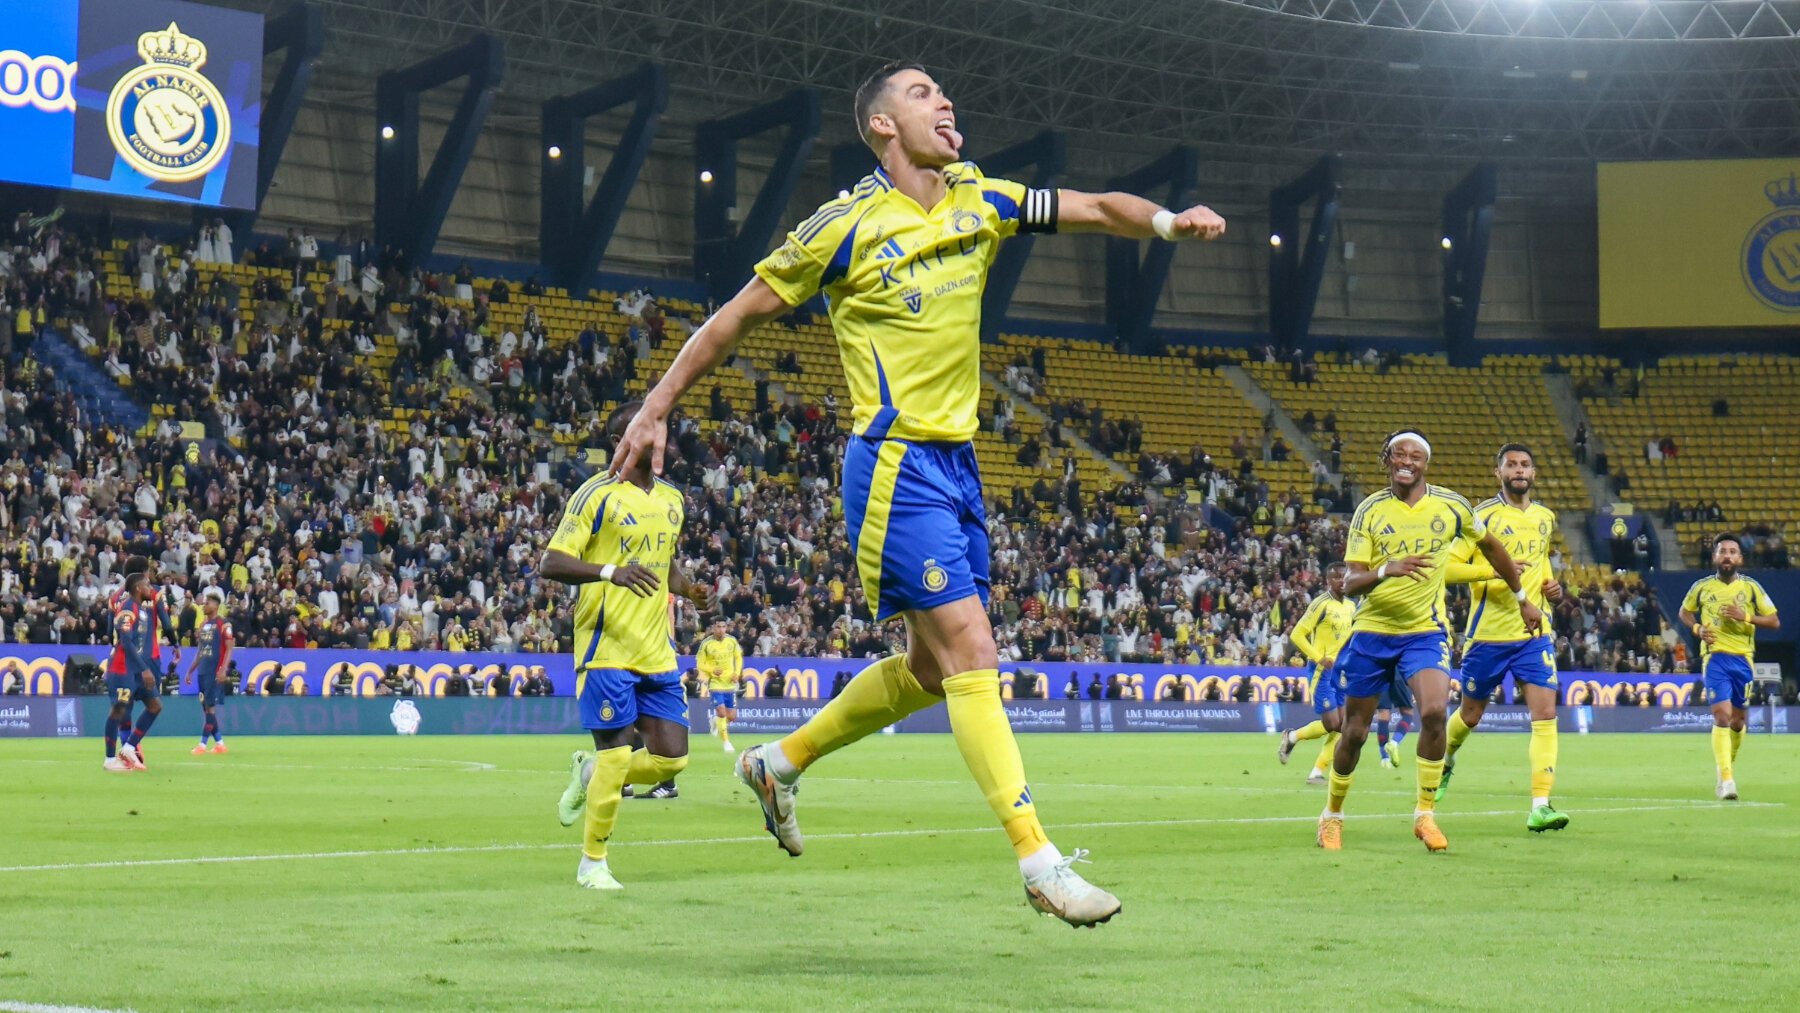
[778, 654, 936, 773]
[1446, 709, 1473, 759]
[717, 715, 731, 745]
[942, 669, 1048, 859]
[623, 749, 686, 787]
[1415, 756, 1445, 813]
[1712, 725, 1734, 780]
[1312, 732, 1340, 773]
[582, 745, 632, 861]
[1529, 719, 1557, 802]
[1293, 720, 1328, 741]
[1326, 768, 1353, 814]
[1730, 726, 1743, 762]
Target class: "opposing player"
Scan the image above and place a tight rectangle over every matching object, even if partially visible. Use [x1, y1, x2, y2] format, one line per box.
[615, 62, 1223, 925]
[1277, 562, 1353, 785]
[1439, 444, 1568, 831]
[104, 574, 162, 772]
[1316, 430, 1541, 853]
[1679, 535, 1779, 800]
[105, 556, 176, 758]
[188, 589, 233, 755]
[1375, 682, 1416, 769]
[697, 620, 743, 752]
[541, 402, 712, 890]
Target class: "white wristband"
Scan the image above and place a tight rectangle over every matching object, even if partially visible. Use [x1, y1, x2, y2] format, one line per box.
[1376, 563, 1388, 580]
[598, 564, 616, 582]
[1151, 209, 1179, 242]
[1514, 588, 1529, 603]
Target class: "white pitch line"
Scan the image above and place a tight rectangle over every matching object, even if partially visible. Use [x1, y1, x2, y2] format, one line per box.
[0, 1002, 140, 1013]
[0, 801, 1778, 875]
[801, 777, 1728, 805]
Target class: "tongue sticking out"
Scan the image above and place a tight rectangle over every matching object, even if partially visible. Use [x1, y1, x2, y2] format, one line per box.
[938, 126, 963, 150]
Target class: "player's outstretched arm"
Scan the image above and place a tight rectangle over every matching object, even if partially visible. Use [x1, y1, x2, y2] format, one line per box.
[614, 277, 791, 477]
[1056, 189, 1225, 242]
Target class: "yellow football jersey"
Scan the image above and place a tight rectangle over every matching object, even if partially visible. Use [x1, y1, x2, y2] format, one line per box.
[753, 163, 1056, 444]
[1449, 498, 1557, 643]
[1682, 575, 1778, 658]
[547, 474, 686, 674]
[1291, 592, 1355, 665]
[1345, 486, 1485, 636]
[696, 634, 743, 692]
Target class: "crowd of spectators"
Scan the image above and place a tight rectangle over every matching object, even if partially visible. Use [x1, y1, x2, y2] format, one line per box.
[0, 209, 1746, 694]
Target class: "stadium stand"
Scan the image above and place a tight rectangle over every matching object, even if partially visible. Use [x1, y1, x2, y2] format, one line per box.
[0, 207, 1699, 688]
[1577, 353, 1798, 567]
[1245, 351, 1590, 516]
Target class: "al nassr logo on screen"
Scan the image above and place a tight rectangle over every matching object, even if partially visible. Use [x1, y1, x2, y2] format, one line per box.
[105, 21, 230, 184]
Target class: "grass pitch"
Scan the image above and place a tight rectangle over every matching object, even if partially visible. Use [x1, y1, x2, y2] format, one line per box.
[2, 731, 1793, 1011]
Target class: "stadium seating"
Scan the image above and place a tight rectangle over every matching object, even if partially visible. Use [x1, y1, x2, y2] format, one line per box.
[1578, 353, 1800, 565]
[1246, 353, 1590, 519]
[983, 334, 1317, 496]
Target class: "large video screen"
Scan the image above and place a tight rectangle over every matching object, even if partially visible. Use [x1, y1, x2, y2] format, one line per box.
[0, 0, 263, 209]
[1598, 158, 1800, 329]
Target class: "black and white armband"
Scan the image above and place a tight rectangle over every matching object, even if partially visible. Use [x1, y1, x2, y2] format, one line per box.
[1020, 187, 1059, 234]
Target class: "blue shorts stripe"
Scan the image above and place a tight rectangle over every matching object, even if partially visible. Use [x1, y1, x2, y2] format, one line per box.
[579, 668, 686, 730]
[1337, 631, 1449, 700]
[1460, 637, 1558, 700]
[1703, 653, 1753, 709]
[843, 437, 990, 621]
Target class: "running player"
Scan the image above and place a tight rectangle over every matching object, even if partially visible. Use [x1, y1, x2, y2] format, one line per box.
[697, 620, 743, 753]
[1440, 444, 1568, 831]
[1277, 562, 1353, 785]
[104, 574, 162, 772]
[614, 62, 1223, 926]
[541, 402, 713, 890]
[1679, 535, 1779, 800]
[1315, 430, 1541, 853]
[188, 589, 233, 755]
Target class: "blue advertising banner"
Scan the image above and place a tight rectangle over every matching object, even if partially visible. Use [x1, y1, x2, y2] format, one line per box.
[2, 697, 1793, 739]
[0, 645, 1712, 707]
[0, 0, 262, 207]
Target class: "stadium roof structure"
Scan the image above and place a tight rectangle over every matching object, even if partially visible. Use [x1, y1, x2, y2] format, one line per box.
[239, 0, 1800, 200]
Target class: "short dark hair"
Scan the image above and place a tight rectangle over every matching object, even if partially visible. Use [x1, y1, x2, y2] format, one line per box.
[1326, 561, 1348, 575]
[854, 62, 927, 153]
[1713, 533, 1743, 552]
[604, 399, 644, 440]
[124, 572, 147, 595]
[1495, 442, 1534, 466]
[122, 555, 150, 576]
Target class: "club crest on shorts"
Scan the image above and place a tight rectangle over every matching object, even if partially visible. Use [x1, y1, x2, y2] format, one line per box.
[922, 559, 948, 593]
[600, 700, 615, 721]
[107, 22, 231, 184]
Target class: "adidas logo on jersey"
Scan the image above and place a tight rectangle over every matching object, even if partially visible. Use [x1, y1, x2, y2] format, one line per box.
[620, 514, 638, 526]
[873, 237, 905, 260]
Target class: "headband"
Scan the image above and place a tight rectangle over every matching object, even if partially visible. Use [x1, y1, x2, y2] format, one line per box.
[1384, 432, 1431, 459]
